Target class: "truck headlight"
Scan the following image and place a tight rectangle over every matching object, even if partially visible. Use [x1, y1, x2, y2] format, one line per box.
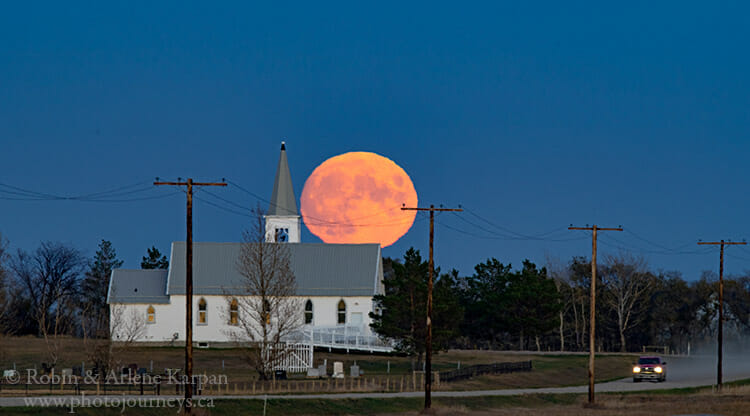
[633, 366, 641, 373]
[655, 366, 663, 373]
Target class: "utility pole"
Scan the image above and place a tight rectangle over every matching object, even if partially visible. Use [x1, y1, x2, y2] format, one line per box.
[400, 204, 462, 410]
[155, 178, 226, 413]
[697, 239, 746, 391]
[568, 225, 622, 404]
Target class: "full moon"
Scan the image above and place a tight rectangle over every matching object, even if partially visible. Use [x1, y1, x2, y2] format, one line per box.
[300, 152, 418, 247]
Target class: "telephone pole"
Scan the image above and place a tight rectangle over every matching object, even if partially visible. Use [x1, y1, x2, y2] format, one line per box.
[697, 239, 746, 391]
[155, 178, 226, 413]
[568, 225, 622, 404]
[400, 204, 462, 410]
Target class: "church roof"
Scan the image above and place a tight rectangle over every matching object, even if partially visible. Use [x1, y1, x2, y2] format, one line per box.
[108, 242, 383, 304]
[167, 242, 381, 297]
[107, 269, 170, 304]
[268, 142, 298, 216]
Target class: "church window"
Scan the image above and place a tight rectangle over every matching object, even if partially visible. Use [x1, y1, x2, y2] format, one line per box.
[198, 298, 207, 325]
[275, 228, 289, 242]
[337, 300, 346, 324]
[304, 299, 313, 324]
[229, 298, 239, 325]
[147, 305, 155, 324]
[263, 299, 271, 325]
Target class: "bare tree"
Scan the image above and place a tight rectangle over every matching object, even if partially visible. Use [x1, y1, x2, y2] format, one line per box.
[568, 256, 592, 351]
[225, 207, 302, 380]
[9, 242, 84, 367]
[0, 233, 11, 364]
[546, 255, 574, 352]
[0, 233, 10, 329]
[600, 253, 653, 352]
[82, 291, 145, 378]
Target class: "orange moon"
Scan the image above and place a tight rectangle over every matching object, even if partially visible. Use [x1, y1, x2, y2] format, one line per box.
[300, 152, 418, 247]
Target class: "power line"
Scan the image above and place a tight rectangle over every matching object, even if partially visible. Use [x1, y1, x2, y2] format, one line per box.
[154, 178, 226, 414]
[67, 181, 151, 200]
[401, 204, 463, 411]
[0, 180, 176, 202]
[725, 252, 750, 262]
[462, 207, 570, 240]
[697, 239, 747, 391]
[197, 188, 433, 229]
[0, 182, 64, 200]
[435, 217, 588, 242]
[568, 225, 622, 405]
[193, 194, 253, 218]
[598, 234, 713, 256]
[223, 180, 416, 227]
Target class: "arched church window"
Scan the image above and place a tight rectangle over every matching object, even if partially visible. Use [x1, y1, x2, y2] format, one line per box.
[275, 228, 289, 242]
[198, 298, 207, 325]
[337, 300, 346, 324]
[229, 298, 239, 325]
[304, 299, 313, 324]
[147, 305, 155, 324]
[263, 299, 271, 325]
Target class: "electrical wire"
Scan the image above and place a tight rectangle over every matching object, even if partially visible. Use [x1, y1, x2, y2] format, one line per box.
[224, 180, 417, 227]
[597, 234, 715, 256]
[462, 207, 571, 240]
[434, 216, 589, 242]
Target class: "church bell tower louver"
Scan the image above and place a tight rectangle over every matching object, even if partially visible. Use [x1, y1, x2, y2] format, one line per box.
[265, 142, 301, 243]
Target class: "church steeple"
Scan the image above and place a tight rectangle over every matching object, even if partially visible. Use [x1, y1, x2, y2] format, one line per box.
[265, 142, 301, 243]
[268, 141, 298, 216]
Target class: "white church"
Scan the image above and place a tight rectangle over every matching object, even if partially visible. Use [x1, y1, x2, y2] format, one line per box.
[107, 144, 389, 352]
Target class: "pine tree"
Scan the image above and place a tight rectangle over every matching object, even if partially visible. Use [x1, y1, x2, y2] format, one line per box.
[370, 248, 462, 368]
[81, 240, 123, 337]
[141, 246, 168, 269]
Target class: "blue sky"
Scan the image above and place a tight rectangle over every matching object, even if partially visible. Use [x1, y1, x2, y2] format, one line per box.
[1, 2, 749, 279]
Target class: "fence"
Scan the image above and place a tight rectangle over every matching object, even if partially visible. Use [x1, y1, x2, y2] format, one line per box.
[270, 343, 313, 373]
[0, 373, 443, 396]
[0, 362, 533, 397]
[438, 360, 532, 382]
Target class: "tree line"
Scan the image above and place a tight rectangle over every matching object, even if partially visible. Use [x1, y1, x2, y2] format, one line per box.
[371, 248, 750, 367]
[0, 232, 168, 369]
[3, 232, 750, 369]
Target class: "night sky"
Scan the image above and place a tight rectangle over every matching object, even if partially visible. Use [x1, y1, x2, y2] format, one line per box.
[2, 2, 749, 279]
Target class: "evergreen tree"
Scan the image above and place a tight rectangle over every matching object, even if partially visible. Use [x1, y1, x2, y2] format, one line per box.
[505, 260, 561, 350]
[141, 246, 168, 269]
[80, 240, 123, 337]
[370, 248, 462, 368]
[459, 258, 514, 347]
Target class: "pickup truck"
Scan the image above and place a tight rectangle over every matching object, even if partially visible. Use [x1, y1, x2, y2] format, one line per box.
[632, 356, 667, 382]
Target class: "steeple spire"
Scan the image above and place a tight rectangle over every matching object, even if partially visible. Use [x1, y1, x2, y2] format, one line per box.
[268, 141, 298, 216]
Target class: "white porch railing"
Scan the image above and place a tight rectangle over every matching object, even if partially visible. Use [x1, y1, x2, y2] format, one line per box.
[300, 325, 393, 353]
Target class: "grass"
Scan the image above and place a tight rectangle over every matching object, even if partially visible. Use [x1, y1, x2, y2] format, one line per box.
[0, 336, 637, 392]
[3, 388, 750, 416]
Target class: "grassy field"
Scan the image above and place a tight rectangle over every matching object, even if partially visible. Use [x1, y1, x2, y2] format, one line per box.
[0, 336, 635, 393]
[1, 336, 747, 415]
[3, 386, 750, 415]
